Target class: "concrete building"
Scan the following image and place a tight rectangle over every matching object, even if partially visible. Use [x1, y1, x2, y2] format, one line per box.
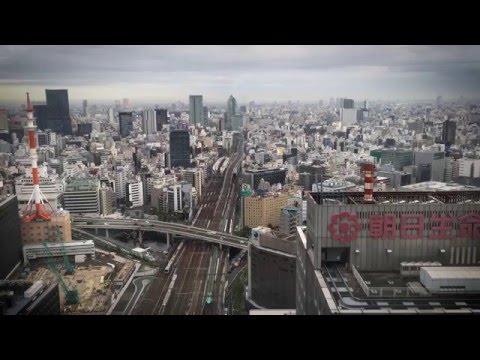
[23, 240, 95, 264]
[0, 195, 22, 279]
[114, 166, 127, 200]
[189, 95, 203, 126]
[142, 109, 156, 135]
[99, 184, 115, 216]
[458, 158, 480, 178]
[63, 178, 100, 214]
[279, 206, 302, 235]
[297, 190, 480, 315]
[20, 209, 72, 244]
[126, 178, 144, 208]
[244, 191, 289, 228]
[167, 184, 183, 213]
[182, 168, 204, 199]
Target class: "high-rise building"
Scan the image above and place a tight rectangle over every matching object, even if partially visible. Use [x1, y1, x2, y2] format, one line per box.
[126, 178, 144, 208]
[329, 97, 335, 107]
[203, 106, 209, 125]
[0, 109, 8, 133]
[142, 110, 156, 135]
[442, 118, 457, 145]
[169, 130, 190, 168]
[226, 95, 238, 130]
[279, 207, 303, 235]
[63, 178, 100, 214]
[437, 95, 443, 108]
[167, 184, 183, 213]
[118, 112, 133, 138]
[108, 108, 114, 124]
[414, 149, 446, 182]
[99, 184, 116, 216]
[82, 99, 88, 117]
[45, 89, 72, 135]
[182, 168, 204, 199]
[115, 166, 127, 200]
[189, 95, 203, 126]
[155, 109, 168, 131]
[123, 98, 129, 109]
[231, 115, 244, 131]
[0, 195, 22, 279]
[244, 191, 289, 228]
[239, 105, 247, 114]
[341, 98, 354, 109]
[0, 109, 10, 142]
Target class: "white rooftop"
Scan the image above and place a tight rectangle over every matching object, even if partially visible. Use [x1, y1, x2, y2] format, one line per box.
[421, 267, 480, 280]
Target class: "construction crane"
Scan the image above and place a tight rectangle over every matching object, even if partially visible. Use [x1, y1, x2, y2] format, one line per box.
[42, 243, 79, 305]
[57, 227, 74, 275]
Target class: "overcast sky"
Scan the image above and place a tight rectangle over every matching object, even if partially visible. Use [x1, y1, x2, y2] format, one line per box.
[0, 45, 479, 105]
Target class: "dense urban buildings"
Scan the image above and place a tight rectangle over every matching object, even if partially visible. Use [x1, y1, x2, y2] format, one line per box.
[1, 45, 480, 316]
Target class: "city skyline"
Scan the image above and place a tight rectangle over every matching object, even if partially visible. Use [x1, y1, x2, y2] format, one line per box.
[1, 45, 480, 104]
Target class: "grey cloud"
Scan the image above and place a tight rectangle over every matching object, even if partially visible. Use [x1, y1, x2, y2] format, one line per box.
[0, 45, 479, 102]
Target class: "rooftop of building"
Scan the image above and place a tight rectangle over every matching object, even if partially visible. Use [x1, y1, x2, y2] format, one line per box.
[400, 181, 479, 192]
[64, 177, 99, 191]
[310, 189, 480, 206]
[319, 263, 480, 313]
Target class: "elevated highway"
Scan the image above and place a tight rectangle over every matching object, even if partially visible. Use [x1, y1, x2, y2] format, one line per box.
[72, 217, 248, 250]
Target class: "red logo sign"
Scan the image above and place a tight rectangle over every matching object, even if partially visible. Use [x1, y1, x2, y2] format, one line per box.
[328, 212, 361, 243]
[329, 212, 480, 242]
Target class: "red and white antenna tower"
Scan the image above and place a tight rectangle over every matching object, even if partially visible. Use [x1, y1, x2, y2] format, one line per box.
[21, 92, 54, 222]
[364, 162, 375, 203]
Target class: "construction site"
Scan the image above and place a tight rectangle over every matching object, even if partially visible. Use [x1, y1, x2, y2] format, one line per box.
[20, 252, 135, 314]
[5, 93, 136, 315]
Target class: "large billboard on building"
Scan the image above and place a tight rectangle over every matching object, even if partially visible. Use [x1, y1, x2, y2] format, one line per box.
[308, 192, 480, 270]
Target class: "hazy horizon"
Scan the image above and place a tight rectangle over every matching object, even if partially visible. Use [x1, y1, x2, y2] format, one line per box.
[1, 45, 479, 104]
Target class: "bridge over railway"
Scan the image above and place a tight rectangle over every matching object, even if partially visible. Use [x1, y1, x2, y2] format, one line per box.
[72, 217, 248, 250]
